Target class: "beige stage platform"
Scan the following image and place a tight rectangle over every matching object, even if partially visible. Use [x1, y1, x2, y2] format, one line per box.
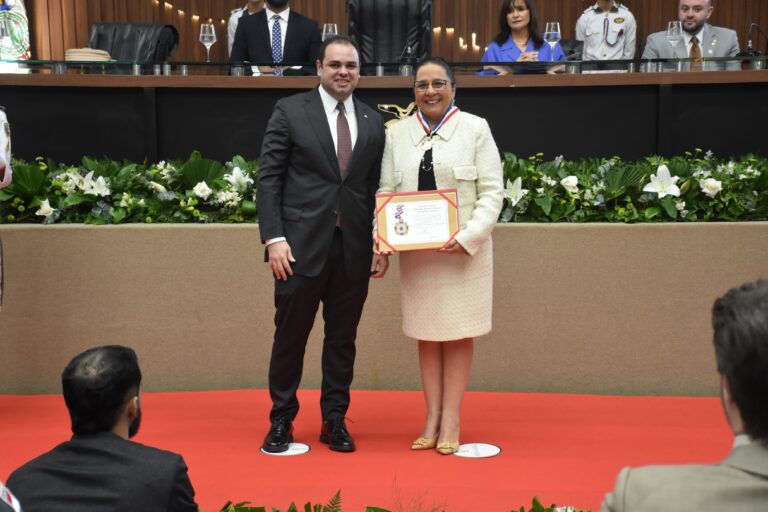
[1, 223, 766, 396]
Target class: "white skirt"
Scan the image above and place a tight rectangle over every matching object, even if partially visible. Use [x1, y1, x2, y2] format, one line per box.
[398, 237, 493, 341]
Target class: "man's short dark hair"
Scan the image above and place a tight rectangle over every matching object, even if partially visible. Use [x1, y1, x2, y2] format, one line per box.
[318, 35, 360, 64]
[712, 280, 768, 442]
[62, 346, 142, 436]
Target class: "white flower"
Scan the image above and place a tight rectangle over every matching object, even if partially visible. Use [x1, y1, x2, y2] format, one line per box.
[120, 192, 132, 208]
[223, 166, 254, 192]
[560, 175, 579, 194]
[584, 189, 594, 201]
[692, 167, 711, 179]
[540, 176, 557, 187]
[717, 161, 736, 175]
[193, 181, 212, 200]
[148, 181, 167, 194]
[79, 171, 111, 197]
[504, 177, 528, 207]
[535, 187, 545, 195]
[675, 200, 686, 212]
[213, 190, 243, 209]
[36, 199, 55, 217]
[90, 176, 111, 197]
[700, 178, 723, 198]
[643, 165, 681, 198]
[704, 150, 714, 160]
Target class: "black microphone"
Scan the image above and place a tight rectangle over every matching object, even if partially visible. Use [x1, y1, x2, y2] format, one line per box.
[746, 23, 768, 55]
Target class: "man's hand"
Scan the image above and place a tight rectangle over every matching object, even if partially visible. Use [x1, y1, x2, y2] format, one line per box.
[438, 239, 469, 255]
[371, 254, 389, 279]
[267, 241, 296, 281]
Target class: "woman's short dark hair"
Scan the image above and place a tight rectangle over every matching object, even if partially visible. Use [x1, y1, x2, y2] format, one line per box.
[414, 57, 455, 85]
[712, 280, 768, 443]
[493, 0, 543, 49]
[62, 346, 142, 436]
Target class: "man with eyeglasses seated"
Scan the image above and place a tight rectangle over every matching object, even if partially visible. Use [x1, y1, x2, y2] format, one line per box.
[642, 0, 739, 71]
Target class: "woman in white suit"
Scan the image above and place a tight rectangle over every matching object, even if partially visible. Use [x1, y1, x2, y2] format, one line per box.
[0, 106, 11, 189]
[377, 58, 504, 454]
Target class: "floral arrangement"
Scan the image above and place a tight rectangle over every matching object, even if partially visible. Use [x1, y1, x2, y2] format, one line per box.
[216, 492, 587, 512]
[0, 152, 258, 224]
[1, 150, 765, 225]
[501, 149, 767, 223]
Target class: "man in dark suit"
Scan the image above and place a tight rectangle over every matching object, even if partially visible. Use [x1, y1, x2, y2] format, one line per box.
[257, 35, 388, 453]
[6, 346, 197, 512]
[602, 279, 768, 511]
[230, 0, 321, 75]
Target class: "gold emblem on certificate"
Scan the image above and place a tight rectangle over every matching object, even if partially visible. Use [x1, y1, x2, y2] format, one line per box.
[375, 189, 460, 252]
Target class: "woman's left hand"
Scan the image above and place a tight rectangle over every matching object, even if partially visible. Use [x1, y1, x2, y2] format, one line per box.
[438, 239, 469, 255]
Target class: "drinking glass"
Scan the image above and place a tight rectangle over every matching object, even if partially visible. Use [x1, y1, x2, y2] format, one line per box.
[199, 23, 217, 63]
[322, 23, 338, 42]
[666, 21, 682, 51]
[543, 22, 561, 62]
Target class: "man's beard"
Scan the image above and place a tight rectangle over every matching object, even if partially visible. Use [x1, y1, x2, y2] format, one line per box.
[267, 0, 289, 8]
[128, 406, 142, 438]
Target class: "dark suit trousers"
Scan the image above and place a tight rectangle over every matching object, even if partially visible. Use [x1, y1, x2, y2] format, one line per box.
[269, 229, 370, 422]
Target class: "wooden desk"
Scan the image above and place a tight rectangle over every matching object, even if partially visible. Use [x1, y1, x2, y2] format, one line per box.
[1, 71, 767, 163]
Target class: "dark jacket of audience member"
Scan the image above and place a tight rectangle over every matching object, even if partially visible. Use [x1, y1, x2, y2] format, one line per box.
[7, 346, 198, 512]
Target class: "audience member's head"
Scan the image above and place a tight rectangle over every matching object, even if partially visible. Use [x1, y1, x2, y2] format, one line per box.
[678, 0, 713, 34]
[494, 0, 543, 48]
[265, 0, 288, 11]
[62, 345, 142, 438]
[712, 279, 768, 443]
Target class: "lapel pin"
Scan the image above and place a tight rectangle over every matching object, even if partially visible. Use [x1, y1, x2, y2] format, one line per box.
[364, 114, 368, 119]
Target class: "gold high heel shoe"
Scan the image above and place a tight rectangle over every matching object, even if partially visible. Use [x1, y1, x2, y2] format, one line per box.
[411, 436, 438, 450]
[436, 440, 460, 455]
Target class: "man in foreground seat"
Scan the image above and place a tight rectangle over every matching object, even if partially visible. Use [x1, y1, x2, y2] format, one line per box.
[601, 279, 768, 511]
[7, 346, 198, 512]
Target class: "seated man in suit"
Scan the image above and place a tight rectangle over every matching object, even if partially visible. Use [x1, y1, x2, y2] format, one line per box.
[6, 346, 198, 512]
[642, 0, 739, 71]
[230, 0, 321, 76]
[601, 279, 768, 512]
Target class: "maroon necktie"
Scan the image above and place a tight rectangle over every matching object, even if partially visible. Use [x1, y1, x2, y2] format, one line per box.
[336, 102, 352, 177]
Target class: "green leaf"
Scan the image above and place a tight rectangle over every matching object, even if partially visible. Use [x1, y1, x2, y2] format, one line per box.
[0, 189, 13, 201]
[534, 195, 552, 215]
[179, 157, 225, 189]
[110, 207, 127, 224]
[644, 206, 661, 220]
[365, 508, 393, 512]
[5, 161, 48, 199]
[63, 194, 92, 207]
[659, 197, 678, 219]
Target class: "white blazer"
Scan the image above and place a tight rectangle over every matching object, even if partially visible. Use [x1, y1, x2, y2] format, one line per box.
[378, 111, 504, 256]
[0, 108, 11, 189]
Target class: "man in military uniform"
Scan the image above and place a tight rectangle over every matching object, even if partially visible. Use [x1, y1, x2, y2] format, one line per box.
[227, 0, 262, 56]
[576, 1, 636, 61]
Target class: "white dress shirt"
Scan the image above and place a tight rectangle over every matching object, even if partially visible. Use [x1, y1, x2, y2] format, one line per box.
[318, 84, 358, 154]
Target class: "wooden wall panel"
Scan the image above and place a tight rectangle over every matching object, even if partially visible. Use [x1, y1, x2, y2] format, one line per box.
[25, 0, 768, 62]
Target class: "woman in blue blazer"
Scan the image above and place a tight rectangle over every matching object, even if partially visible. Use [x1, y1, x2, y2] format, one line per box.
[479, 0, 565, 75]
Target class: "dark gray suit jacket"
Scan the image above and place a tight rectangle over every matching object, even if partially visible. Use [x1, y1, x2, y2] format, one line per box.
[642, 24, 740, 71]
[7, 432, 197, 512]
[257, 86, 385, 280]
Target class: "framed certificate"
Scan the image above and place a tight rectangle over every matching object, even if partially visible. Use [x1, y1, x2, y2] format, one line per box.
[375, 189, 460, 252]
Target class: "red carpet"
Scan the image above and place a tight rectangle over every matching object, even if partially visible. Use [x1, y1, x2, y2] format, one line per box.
[0, 390, 731, 511]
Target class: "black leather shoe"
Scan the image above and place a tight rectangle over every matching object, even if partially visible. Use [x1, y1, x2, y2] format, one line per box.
[262, 417, 293, 453]
[320, 418, 355, 452]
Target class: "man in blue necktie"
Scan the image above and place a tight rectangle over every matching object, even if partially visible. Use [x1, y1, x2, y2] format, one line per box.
[230, 0, 321, 76]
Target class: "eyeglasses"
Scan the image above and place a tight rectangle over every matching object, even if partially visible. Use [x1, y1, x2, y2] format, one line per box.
[414, 79, 452, 92]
